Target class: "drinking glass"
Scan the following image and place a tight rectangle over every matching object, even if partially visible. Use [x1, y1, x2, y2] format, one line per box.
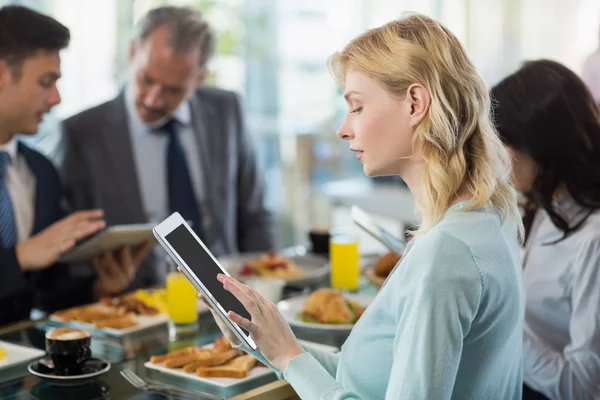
[329, 227, 360, 291]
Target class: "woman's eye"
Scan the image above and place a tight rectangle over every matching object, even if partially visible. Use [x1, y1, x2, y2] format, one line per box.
[350, 107, 363, 114]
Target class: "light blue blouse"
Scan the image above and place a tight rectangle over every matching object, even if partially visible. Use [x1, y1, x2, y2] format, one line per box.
[245, 203, 525, 399]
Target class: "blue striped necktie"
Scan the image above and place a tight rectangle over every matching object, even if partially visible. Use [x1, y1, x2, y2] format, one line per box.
[0, 151, 17, 247]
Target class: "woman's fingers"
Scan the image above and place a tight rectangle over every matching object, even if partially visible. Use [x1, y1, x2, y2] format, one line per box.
[198, 293, 211, 307]
[222, 276, 262, 316]
[228, 311, 254, 333]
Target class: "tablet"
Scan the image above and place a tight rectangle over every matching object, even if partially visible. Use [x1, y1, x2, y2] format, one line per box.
[153, 212, 258, 350]
[351, 205, 405, 255]
[59, 223, 156, 263]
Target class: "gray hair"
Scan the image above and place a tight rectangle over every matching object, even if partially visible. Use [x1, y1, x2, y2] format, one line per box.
[133, 6, 216, 68]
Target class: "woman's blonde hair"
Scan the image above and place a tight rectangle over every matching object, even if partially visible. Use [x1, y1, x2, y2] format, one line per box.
[329, 13, 523, 238]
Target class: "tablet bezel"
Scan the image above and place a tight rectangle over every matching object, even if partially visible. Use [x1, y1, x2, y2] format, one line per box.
[351, 205, 405, 255]
[58, 223, 156, 263]
[153, 212, 257, 350]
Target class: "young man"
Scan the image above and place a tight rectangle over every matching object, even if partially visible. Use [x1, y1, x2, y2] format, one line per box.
[0, 5, 150, 326]
[60, 6, 275, 286]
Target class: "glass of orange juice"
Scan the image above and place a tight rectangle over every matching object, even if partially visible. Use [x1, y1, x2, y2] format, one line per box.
[165, 258, 198, 339]
[329, 227, 360, 291]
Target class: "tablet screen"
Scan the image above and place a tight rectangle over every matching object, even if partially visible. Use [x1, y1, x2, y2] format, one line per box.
[164, 224, 251, 334]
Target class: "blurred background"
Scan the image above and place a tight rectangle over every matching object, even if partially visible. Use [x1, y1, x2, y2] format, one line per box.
[2, 0, 600, 250]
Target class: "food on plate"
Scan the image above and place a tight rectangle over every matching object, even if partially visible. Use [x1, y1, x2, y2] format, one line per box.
[53, 303, 139, 329]
[0, 346, 6, 360]
[150, 337, 259, 378]
[54, 303, 127, 322]
[133, 289, 168, 314]
[92, 313, 138, 329]
[177, 349, 243, 370]
[373, 251, 401, 278]
[52, 290, 165, 330]
[100, 292, 160, 315]
[239, 251, 304, 278]
[298, 288, 365, 325]
[196, 354, 257, 378]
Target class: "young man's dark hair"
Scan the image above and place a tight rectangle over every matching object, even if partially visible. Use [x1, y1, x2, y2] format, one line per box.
[0, 5, 70, 78]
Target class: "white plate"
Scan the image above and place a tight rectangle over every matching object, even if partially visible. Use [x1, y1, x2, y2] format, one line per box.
[218, 253, 329, 286]
[277, 293, 374, 332]
[0, 341, 46, 370]
[49, 313, 170, 337]
[144, 340, 337, 389]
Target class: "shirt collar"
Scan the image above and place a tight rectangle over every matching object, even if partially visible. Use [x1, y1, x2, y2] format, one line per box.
[124, 85, 192, 133]
[0, 136, 19, 162]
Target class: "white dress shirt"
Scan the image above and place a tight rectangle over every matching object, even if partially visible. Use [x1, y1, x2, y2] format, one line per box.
[124, 89, 210, 280]
[0, 137, 36, 244]
[124, 87, 208, 230]
[522, 196, 600, 399]
[582, 49, 600, 105]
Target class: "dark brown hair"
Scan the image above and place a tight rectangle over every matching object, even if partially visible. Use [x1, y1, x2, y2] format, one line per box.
[0, 5, 70, 78]
[491, 59, 600, 241]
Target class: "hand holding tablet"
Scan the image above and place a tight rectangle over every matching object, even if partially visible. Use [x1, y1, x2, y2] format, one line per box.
[153, 213, 257, 349]
[17, 210, 106, 271]
[154, 212, 306, 371]
[58, 222, 156, 263]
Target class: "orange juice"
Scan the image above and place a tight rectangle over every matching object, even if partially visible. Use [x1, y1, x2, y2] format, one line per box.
[330, 233, 360, 290]
[166, 272, 197, 324]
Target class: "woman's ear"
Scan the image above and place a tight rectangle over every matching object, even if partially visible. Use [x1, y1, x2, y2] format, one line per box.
[406, 83, 431, 127]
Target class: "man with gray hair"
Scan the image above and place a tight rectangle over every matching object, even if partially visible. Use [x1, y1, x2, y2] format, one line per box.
[58, 6, 275, 288]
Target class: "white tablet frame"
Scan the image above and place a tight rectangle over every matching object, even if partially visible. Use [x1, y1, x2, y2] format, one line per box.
[153, 212, 257, 350]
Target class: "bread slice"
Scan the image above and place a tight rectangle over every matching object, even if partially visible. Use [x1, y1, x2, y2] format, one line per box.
[151, 347, 198, 364]
[193, 348, 243, 367]
[196, 354, 258, 378]
[92, 313, 138, 329]
[213, 336, 232, 352]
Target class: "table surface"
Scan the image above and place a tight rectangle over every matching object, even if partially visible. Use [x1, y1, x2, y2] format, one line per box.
[0, 275, 378, 400]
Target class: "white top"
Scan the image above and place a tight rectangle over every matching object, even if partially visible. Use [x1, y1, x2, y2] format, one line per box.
[522, 196, 600, 399]
[0, 137, 36, 243]
[582, 49, 600, 104]
[124, 87, 208, 230]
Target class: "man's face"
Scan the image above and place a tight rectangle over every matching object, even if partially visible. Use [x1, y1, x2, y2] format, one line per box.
[0, 51, 62, 135]
[129, 25, 204, 124]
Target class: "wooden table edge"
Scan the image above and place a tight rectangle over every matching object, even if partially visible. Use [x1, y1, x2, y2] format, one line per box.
[229, 380, 297, 400]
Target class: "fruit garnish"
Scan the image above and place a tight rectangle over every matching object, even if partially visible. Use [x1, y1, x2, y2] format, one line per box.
[240, 264, 254, 276]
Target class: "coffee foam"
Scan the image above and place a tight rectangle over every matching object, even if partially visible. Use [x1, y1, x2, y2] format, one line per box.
[46, 328, 91, 341]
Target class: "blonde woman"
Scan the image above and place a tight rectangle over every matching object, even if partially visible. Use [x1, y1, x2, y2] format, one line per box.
[202, 14, 525, 399]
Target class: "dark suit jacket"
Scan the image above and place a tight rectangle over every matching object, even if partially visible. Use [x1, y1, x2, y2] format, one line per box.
[0, 143, 94, 326]
[59, 86, 275, 287]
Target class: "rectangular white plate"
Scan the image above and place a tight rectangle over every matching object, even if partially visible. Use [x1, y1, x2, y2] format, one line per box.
[0, 341, 46, 370]
[49, 313, 170, 337]
[49, 297, 209, 337]
[144, 340, 338, 389]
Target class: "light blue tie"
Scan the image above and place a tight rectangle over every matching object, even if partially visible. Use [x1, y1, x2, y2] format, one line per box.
[0, 151, 17, 247]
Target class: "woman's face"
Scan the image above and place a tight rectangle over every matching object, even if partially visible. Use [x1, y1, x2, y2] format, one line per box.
[506, 146, 538, 193]
[337, 71, 416, 177]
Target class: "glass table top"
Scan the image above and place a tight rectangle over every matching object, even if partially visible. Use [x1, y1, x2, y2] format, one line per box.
[0, 275, 378, 400]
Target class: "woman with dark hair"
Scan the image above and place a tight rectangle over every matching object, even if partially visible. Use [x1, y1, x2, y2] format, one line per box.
[492, 59, 600, 400]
